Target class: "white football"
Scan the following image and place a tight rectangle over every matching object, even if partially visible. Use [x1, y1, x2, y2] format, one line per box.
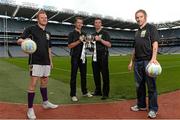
[146, 62, 162, 77]
[21, 38, 37, 54]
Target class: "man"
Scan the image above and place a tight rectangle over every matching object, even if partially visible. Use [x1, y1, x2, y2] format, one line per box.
[68, 17, 92, 102]
[92, 18, 111, 100]
[17, 10, 58, 119]
[128, 9, 159, 119]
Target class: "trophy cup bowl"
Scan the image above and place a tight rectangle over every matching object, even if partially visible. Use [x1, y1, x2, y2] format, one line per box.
[85, 35, 95, 51]
[85, 35, 94, 42]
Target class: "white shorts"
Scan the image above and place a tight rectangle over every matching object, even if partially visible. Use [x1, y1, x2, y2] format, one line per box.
[30, 65, 51, 77]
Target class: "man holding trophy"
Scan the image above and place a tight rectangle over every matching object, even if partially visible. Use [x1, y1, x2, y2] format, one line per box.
[92, 18, 111, 100]
[68, 17, 93, 102]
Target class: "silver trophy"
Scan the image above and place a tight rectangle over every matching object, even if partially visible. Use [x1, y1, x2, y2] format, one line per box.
[80, 34, 97, 63]
[85, 34, 95, 50]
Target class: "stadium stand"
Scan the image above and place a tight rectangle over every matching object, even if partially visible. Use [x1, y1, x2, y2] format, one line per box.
[8, 45, 27, 57]
[51, 46, 70, 56]
[0, 1, 180, 57]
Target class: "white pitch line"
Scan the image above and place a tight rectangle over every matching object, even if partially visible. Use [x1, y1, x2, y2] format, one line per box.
[4, 59, 180, 76]
[53, 64, 180, 76]
[53, 67, 93, 76]
[53, 67, 132, 76]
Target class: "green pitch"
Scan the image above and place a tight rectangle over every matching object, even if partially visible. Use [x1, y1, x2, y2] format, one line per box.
[0, 54, 180, 104]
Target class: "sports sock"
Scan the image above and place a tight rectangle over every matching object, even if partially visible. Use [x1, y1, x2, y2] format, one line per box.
[40, 87, 48, 102]
[28, 92, 35, 108]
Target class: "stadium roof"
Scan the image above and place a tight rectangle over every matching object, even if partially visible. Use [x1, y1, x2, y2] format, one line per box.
[0, 1, 180, 30]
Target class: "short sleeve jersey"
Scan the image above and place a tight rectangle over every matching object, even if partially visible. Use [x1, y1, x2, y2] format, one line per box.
[92, 29, 111, 52]
[20, 25, 52, 65]
[134, 23, 159, 61]
[68, 30, 86, 58]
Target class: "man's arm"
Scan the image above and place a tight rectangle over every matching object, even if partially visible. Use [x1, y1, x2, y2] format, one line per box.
[17, 38, 25, 45]
[128, 49, 135, 71]
[95, 35, 111, 48]
[49, 48, 53, 69]
[68, 33, 84, 49]
[150, 41, 159, 64]
[68, 40, 81, 49]
[17, 27, 31, 45]
[100, 39, 111, 48]
[149, 25, 159, 64]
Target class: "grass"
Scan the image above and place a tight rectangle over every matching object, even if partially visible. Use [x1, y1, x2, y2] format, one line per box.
[0, 54, 180, 104]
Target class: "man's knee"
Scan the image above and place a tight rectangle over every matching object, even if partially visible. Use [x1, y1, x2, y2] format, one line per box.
[28, 84, 36, 92]
[40, 77, 48, 87]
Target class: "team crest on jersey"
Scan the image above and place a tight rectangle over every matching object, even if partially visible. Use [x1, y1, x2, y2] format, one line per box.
[46, 33, 50, 40]
[141, 30, 146, 37]
[99, 34, 102, 38]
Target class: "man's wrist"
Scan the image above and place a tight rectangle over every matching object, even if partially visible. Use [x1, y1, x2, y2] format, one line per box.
[78, 40, 81, 43]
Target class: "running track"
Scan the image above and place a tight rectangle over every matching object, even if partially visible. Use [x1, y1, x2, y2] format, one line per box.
[0, 90, 180, 119]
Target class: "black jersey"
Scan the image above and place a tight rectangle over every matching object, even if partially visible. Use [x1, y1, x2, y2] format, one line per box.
[134, 23, 159, 61]
[68, 30, 86, 58]
[20, 24, 52, 65]
[92, 29, 111, 53]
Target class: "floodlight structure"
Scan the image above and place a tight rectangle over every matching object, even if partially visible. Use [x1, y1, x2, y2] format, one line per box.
[61, 8, 75, 23]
